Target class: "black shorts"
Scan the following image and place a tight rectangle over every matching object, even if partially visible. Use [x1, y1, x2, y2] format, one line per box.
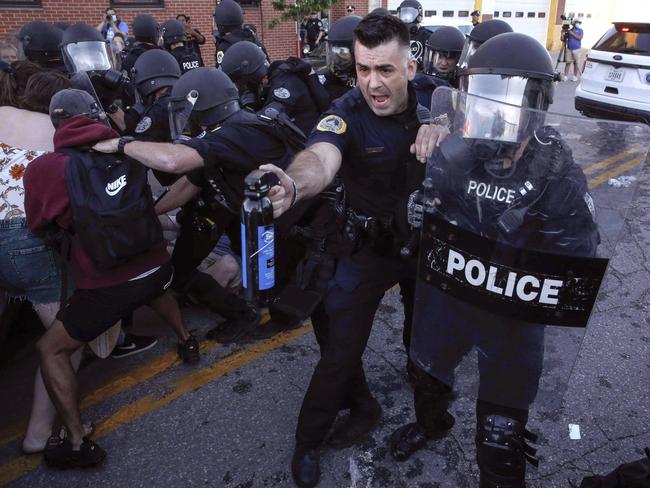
[57, 262, 173, 343]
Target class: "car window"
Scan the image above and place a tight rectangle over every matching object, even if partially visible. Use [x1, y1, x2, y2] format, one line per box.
[594, 24, 650, 56]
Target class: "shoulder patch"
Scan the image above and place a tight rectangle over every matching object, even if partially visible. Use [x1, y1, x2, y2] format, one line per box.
[273, 87, 291, 100]
[216, 51, 224, 64]
[316, 115, 347, 135]
[318, 74, 326, 85]
[135, 116, 152, 134]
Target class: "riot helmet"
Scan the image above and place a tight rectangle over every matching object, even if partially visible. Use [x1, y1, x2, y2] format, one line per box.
[170, 67, 240, 136]
[369, 7, 391, 16]
[133, 49, 181, 99]
[133, 15, 161, 44]
[54, 22, 71, 31]
[397, 0, 423, 35]
[326, 15, 361, 78]
[423, 26, 465, 80]
[220, 41, 269, 86]
[456, 33, 555, 169]
[162, 19, 186, 49]
[49, 88, 107, 128]
[214, 0, 244, 35]
[61, 23, 115, 75]
[17, 21, 64, 68]
[458, 19, 512, 70]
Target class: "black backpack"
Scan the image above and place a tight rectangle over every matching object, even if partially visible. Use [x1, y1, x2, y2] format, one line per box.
[59, 148, 163, 271]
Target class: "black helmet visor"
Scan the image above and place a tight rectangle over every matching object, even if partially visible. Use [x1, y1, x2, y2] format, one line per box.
[326, 43, 354, 73]
[422, 49, 459, 78]
[399, 7, 420, 23]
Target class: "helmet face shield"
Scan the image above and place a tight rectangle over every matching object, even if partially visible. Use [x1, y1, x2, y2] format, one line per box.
[63, 41, 114, 73]
[326, 43, 354, 74]
[399, 7, 420, 24]
[457, 74, 548, 144]
[457, 39, 480, 70]
[423, 49, 459, 78]
[169, 89, 200, 140]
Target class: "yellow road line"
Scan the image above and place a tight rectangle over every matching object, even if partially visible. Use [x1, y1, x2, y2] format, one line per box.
[0, 323, 312, 486]
[582, 149, 640, 176]
[588, 155, 646, 189]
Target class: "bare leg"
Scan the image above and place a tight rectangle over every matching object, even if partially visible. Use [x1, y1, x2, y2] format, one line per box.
[150, 290, 190, 342]
[36, 321, 86, 449]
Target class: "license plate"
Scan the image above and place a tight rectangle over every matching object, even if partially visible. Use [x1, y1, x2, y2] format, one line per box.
[605, 67, 625, 82]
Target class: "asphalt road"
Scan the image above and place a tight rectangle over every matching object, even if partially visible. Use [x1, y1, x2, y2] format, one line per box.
[1, 79, 649, 488]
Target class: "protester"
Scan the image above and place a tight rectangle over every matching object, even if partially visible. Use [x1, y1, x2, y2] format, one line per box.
[0, 41, 18, 64]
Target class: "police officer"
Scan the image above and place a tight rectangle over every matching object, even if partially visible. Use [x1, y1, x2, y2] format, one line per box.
[161, 19, 203, 74]
[422, 26, 466, 88]
[213, 0, 267, 68]
[397, 0, 430, 70]
[304, 12, 325, 53]
[220, 40, 270, 111]
[17, 21, 64, 71]
[125, 49, 181, 144]
[317, 15, 362, 101]
[60, 23, 127, 113]
[390, 33, 597, 488]
[91, 67, 306, 341]
[258, 15, 447, 488]
[458, 19, 512, 70]
[120, 15, 162, 76]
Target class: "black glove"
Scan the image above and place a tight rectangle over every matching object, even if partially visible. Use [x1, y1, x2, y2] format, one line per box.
[407, 190, 424, 228]
[239, 90, 260, 111]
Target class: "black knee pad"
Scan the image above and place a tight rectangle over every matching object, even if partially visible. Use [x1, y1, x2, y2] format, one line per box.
[476, 414, 538, 488]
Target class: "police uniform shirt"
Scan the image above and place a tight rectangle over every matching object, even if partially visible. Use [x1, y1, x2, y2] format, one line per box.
[121, 43, 161, 76]
[411, 71, 451, 110]
[181, 115, 293, 201]
[265, 64, 321, 136]
[170, 45, 203, 74]
[434, 135, 597, 255]
[125, 93, 172, 143]
[308, 85, 421, 220]
[411, 26, 432, 71]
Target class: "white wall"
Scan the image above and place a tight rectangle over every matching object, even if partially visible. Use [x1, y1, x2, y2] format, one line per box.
[492, 0, 551, 46]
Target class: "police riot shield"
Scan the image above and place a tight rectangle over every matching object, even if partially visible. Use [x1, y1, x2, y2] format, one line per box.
[411, 87, 650, 414]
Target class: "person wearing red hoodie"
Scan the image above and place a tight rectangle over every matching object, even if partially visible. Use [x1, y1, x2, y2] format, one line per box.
[23, 89, 199, 468]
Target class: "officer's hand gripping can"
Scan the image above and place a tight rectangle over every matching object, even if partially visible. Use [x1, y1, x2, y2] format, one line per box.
[241, 170, 280, 305]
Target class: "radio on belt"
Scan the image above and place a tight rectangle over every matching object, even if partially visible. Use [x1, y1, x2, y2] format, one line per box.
[241, 169, 279, 305]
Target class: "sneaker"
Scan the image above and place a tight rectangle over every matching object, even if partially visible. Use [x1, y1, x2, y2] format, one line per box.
[571, 75, 578, 82]
[561, 75, 568, 82]
[111, 333, 158, 358]
[178, 334, 200, 364]
[44, 436, 106, 468]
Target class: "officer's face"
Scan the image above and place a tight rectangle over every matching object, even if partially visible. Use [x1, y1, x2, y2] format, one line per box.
[435, 53, 457, 74]
[355, 38, 416, 116]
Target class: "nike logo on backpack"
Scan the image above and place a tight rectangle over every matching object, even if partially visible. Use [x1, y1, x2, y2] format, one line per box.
[106, 175, 127, 196]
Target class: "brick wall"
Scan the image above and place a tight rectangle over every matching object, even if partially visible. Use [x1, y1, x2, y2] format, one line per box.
[0, 0, 298, 63]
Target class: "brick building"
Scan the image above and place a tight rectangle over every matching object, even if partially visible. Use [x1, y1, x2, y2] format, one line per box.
[0, 0, 371, 64]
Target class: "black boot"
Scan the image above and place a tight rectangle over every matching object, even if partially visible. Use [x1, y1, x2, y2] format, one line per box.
[390, 375, 454, 462]
[291, 445, 320, 488]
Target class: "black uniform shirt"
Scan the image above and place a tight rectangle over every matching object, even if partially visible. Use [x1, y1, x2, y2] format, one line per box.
[170, 45, 203, 73]
[308, 85, 421, 220]
[181, 111, 293, 202]
[125, 93, 172, 142]
[317, 67, 356, 102]
[264, 62, 322, 136]
[305, 19, 323, 43]
[215, 27, 267, 67]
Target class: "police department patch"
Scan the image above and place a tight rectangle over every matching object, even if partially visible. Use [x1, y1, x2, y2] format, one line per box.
[273, 87, 291, 100]
[316, 115, 347, 135]
[217, 51, 224, 64]
[135, 116, 152, 134]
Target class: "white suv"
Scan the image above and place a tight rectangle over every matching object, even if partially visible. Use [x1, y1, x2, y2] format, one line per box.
[575, 22, 650, 123]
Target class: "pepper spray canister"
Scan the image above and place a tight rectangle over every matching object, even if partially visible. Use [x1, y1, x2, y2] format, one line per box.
[241, 169, 280, 305]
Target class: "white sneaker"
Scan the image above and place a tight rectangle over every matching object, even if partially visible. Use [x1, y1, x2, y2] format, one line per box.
[562, 75, 568, 82]
[571, 75, 578, 82]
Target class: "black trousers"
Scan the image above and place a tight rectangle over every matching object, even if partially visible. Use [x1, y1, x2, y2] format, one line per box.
[295, 246, 416, 448]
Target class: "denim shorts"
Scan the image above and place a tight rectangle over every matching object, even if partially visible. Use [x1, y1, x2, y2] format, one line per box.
[0, 218, 62, 304]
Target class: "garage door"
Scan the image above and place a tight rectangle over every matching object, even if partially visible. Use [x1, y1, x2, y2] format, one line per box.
[493, 0, 551, 46]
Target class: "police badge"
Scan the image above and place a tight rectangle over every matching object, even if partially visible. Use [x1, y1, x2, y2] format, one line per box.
[135, 116, 152, 134]
[273, 87, 291, 100]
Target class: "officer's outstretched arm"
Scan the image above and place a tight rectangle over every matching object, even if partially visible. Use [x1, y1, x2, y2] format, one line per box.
[93, 139, 204, 173]
[261, 142, 342, 219]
